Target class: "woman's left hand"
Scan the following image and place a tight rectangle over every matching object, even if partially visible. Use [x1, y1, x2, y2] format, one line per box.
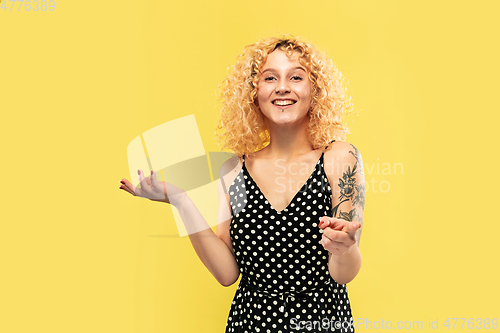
[318, 217, 361, 256]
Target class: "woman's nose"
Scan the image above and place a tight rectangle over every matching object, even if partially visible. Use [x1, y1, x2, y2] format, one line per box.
[275, 79, 291, 94]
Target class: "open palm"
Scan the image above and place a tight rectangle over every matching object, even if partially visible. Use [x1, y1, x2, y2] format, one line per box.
[119, 170, 185, 206]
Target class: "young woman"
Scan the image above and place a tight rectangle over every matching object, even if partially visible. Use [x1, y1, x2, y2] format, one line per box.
[119, 36, 365, 333]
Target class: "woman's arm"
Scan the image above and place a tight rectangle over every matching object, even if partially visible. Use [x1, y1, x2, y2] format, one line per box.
[121, 158, 242, 287]
[322, 142, 365, 284]
[176, 157, 242, 286]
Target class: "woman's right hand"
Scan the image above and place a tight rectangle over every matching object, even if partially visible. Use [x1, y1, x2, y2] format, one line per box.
[119, 170, 186, 206]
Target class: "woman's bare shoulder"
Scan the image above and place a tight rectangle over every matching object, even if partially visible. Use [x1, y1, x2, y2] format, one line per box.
[323, 141, 363, 172]
[218, 154, 244, 194]
[324, 140, 362, 157]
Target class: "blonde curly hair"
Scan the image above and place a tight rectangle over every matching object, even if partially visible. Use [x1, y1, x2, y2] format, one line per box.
[215, 35, 354, 157]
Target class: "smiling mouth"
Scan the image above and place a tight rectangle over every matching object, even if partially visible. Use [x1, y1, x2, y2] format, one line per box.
[272, 99, 297, 106]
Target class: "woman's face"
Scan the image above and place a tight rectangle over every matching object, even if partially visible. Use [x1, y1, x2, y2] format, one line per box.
[256, 49, 312, 127]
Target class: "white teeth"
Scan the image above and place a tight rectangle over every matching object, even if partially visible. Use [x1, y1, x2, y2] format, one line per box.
[273, 100, 295, 106]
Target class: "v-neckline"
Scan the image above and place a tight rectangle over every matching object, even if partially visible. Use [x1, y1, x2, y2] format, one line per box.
[242, 152, 324, 214]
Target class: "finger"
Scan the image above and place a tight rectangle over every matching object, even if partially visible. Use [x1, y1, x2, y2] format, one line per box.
[323, 228, 350, 243]
[121, 177, 146, 197]
[329, 217, 348, 224]
[150, 171, 167, 200]
[347, 221, 361, 239]
[331, 225, 356, 248]
[318, 217, 330, 229]
[322, 227, 337, 242]
[320, 235, 329, 250]
[150, 170, 159, 187]
[330, 219, 347, 231]
[137, 170, 153, 195]
[319, 216, 347, 229]
[141, 170, 153, 187]
[119, 183, 134, 196]
[321, 235, 347, 255]
[120, 179, 136, 196]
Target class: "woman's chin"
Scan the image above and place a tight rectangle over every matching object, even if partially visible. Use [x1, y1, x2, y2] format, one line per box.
[269, 114, 308, 126]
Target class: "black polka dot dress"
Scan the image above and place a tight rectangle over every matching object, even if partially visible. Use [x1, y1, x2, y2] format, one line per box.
[225, 142, 355, 333]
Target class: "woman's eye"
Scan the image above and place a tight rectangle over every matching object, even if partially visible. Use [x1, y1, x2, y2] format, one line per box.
[264, 76, 275, 81]
[292, 76, 303, 81]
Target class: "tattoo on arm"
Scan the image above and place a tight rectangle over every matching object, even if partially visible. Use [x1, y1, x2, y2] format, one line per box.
[339, 208, 356, 222]
[333, 144, 365, 245]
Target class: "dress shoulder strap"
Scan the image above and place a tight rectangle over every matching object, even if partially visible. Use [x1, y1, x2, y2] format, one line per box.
[322, 140, 336, 155]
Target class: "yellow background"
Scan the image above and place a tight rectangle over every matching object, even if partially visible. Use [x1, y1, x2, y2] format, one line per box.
[1, 0, 499, 332]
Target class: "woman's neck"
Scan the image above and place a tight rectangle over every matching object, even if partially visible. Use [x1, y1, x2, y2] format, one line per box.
[263, 118, 315, 161]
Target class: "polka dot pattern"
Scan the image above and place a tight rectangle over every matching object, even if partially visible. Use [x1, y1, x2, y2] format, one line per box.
[225, 144, 355, 333]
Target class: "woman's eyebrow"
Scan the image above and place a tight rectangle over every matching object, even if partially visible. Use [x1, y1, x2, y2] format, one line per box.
[262, 66, 306, 74]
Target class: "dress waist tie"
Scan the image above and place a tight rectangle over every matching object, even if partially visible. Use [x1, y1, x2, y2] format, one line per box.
[241, 277, 331, 313]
